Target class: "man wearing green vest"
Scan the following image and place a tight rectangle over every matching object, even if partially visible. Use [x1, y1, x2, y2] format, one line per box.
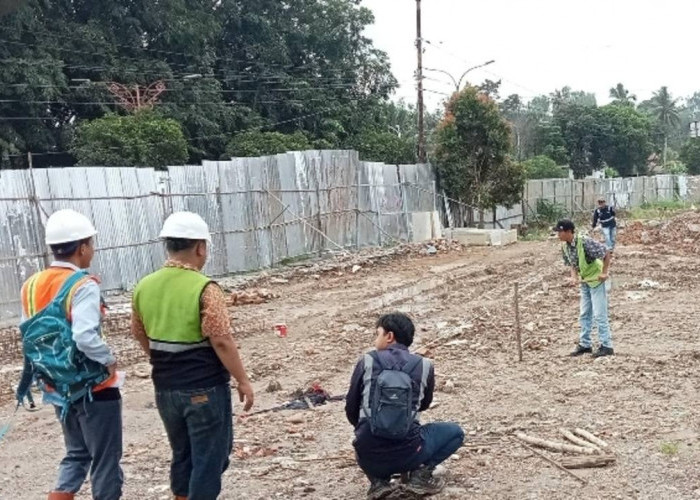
[554, 219, 614, 358]
[131, 211, 254, 500]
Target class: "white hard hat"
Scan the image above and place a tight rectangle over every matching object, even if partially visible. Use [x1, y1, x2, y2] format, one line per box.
[45, 209, 98, 245]
[160, 211, 211, 242]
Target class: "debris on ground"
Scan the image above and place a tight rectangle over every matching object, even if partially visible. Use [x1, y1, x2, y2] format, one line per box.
[619, 210, 700, 253]
[229, 288, 278, 306]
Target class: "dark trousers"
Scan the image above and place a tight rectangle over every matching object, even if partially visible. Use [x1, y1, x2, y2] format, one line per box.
[156, 383, 233, 500]
[54, 398, 123, 500]
[359, 422, 465, 479]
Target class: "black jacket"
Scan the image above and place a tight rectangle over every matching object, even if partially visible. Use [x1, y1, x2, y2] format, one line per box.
[593, 206, 616, 228]
[345, 344, 435, 463]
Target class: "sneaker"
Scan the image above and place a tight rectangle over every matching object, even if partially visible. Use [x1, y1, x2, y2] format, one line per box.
[404, 467, 445, 496]
[367, 478, 393, 500]
[592, 346, 615, 358]
[570, 344, 593, 357]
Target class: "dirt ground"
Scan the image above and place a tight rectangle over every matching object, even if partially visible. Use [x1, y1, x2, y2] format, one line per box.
[2, 213, 700, 500]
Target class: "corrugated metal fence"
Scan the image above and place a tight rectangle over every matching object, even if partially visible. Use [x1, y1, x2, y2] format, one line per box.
[440, 174, 691, 230]
[0, 150, 438, 322]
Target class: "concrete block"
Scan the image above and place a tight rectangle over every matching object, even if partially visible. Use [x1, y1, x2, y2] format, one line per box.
[452, 228, 517, 246]
[410, 211, 443, 242]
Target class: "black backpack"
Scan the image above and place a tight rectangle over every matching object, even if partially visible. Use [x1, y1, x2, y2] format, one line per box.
[366, 351, 422, 440]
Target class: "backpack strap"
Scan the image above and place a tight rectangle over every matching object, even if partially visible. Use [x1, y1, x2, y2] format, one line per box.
[368, 350, 385, 371]
[401, 355, 423, 375]
[53, 271, 91, 318]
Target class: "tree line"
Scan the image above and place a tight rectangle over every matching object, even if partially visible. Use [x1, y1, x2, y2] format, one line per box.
[499, 83, 700, 179]
[0, 0, 423, 169]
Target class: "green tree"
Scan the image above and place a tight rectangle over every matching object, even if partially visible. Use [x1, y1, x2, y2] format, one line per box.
[649, 86, 681, 167]
[523, 155, 567, 179]
[478, 79, 501, 100]
[680, 140, 700, 174]
[609, 83, 636, 106]
[551, 87, 596, 114]
[534, 121, 568, 164]
[71, 112, 188, 168]
[0, 0, 397, 166]
[349, 129, 415, 164]
[599, 104, 653, 176]
[554, 103, 606, 178]
[226, 131, 311, 157]
[434, 87, 524, 225]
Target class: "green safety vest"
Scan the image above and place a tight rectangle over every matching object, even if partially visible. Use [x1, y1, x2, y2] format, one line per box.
[563, 234, 604, 288]
[133, 266, 211, 344]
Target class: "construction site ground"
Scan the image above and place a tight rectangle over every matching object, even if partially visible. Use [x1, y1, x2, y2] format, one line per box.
[2, 211, 700, 500]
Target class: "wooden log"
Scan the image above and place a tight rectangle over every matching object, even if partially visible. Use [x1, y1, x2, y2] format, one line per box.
[559, 428, 601, 452]
[561, 455, 616, 469]
[514, 432, 595, 455]
[573, 428, 610, 449]
[511, 437, 587, 484]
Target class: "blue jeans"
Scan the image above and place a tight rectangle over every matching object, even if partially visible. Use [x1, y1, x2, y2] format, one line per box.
[359, 422, 464, 479]
[54, 398, 123, 500]
[601, 226, 616, 251]
[580, 283, 613, 348]
[156, 383, 233, 500]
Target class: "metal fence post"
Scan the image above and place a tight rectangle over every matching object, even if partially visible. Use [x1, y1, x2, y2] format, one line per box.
[27, 152, 50, 268]
[355, 163, 361, 250]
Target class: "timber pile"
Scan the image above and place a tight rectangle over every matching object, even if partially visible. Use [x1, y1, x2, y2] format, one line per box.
[514, 428, 616, 484]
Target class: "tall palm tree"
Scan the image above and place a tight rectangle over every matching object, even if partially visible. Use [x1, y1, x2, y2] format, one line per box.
[609, 83, 636, 105]
[650, 86, 681, 166]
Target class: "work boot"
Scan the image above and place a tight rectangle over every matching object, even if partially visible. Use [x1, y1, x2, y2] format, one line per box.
[592, 346, 614, 358]
[569, 344, 592, 357]
[47, 492, 75, 500]
[366, 477, 393, 500]
[404, 467, 445, 496]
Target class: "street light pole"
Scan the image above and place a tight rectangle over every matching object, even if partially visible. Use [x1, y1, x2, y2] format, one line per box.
[424, 59, 495, 93]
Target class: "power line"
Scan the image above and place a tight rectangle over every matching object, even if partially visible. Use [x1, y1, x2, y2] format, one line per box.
[0, 34, 360, 82]
[5, 109, 332, 158]
[0, 23, 354, 78]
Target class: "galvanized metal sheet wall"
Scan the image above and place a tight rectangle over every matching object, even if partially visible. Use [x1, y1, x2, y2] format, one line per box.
[0, 152, 439, 322]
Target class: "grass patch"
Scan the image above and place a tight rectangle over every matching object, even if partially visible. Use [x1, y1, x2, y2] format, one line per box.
[277, 254, 313, 267]
[659, 441, 680, 456]
[521, 227, 553, 241]
[626, 200, 692, 220]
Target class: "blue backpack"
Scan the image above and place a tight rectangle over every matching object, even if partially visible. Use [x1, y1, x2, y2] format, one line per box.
[17, 270, 109, 420]
[367, 351, 422, 440]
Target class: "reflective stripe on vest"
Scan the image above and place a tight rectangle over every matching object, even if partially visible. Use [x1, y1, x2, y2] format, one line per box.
[21, 268, 94, 319]
[148, 339, 213, 353]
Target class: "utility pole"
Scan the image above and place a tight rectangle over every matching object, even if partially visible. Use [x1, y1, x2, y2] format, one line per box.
[416, 0, 426, 163]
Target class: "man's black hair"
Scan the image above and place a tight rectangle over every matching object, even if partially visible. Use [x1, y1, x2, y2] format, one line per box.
[50, 237, 91, 259]
[376, 312, 415, 347]
[165, 237, 200, 253]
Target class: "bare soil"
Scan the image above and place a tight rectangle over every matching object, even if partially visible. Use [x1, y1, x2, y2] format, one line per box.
[2, 214, 700, 500]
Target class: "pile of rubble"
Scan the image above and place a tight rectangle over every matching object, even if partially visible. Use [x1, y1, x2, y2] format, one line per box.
[619, 211, 700, 253]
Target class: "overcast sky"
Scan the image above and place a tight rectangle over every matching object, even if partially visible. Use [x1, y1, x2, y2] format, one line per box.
[362, 0, 699, 111]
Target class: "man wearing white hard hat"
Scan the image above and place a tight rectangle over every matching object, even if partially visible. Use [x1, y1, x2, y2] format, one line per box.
[131, 211, 254, 500]
[16, 209, 123, 500]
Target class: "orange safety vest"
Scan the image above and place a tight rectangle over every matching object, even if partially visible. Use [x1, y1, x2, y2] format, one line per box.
[21, 267, 116, 392]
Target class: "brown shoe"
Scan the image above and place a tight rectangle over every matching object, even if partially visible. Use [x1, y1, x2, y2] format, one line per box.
[47, 492, 75, 500]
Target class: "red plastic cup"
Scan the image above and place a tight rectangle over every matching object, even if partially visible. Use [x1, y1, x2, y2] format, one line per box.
[274, 323, 288, 338]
